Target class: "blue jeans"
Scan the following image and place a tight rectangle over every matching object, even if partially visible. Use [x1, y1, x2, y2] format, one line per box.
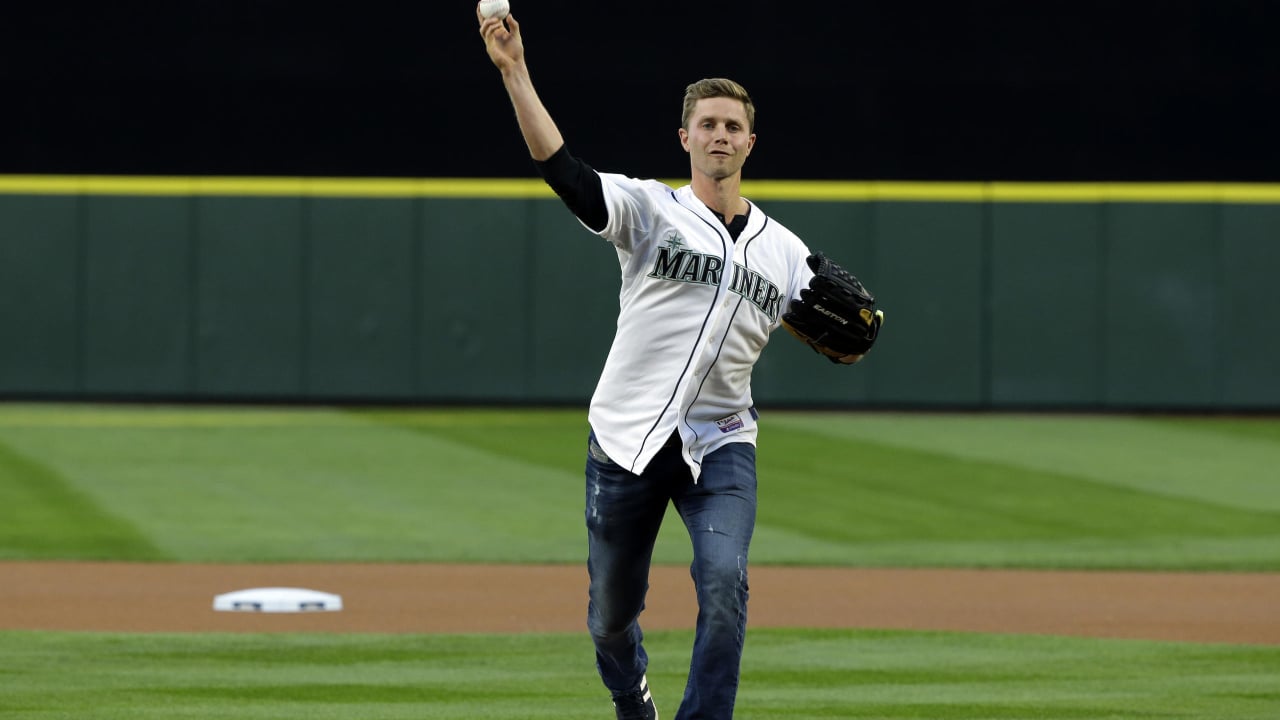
[585, 432, 757, 720]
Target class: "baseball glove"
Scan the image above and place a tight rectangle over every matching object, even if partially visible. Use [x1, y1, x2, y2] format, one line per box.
[782, 252, 884, 364]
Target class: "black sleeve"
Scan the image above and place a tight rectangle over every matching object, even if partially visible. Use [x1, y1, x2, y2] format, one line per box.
[534, 144, 608, 232]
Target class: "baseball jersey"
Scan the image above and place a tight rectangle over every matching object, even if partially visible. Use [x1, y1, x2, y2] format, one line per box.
[585, 172, 815, 480]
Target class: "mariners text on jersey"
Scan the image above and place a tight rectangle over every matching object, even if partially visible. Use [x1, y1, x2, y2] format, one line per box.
[647, 235, 783, 322]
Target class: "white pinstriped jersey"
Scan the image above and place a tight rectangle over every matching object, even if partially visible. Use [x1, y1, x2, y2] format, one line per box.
[584, 173, 815, 480]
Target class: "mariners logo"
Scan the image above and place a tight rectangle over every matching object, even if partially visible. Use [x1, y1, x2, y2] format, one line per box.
[647, 233, 782, 322]
[647, 233, 723, 286]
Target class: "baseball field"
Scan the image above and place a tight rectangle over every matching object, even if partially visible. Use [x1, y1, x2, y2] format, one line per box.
[2, 403, 1278, 718]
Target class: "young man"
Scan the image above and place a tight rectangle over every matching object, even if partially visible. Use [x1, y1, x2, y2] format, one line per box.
[479, 9, 823, 720]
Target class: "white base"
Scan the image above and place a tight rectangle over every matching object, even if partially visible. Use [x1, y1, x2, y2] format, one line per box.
[213, 587, 343, 613]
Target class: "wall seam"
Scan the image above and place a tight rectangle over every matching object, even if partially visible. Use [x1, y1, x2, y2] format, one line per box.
[74, 194, 88, 394]
[1210, 202, 1225, 407]
[187, 196, 201, 395]
[411, 198, 425, 399]
[299, 196, 312, 399]
[979, 185, 994, 408]
[1096, 202, 1109, 408]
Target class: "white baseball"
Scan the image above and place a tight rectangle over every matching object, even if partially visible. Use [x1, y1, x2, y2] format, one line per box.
[478, 0, 509, 19]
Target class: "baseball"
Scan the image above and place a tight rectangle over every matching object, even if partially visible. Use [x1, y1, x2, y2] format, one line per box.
[478, 0, 509, 19]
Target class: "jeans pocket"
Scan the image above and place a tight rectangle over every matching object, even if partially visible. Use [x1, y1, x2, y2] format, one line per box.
[588, 434, 613, 465]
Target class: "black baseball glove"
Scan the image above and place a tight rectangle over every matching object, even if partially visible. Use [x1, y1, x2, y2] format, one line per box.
[782, 252, 885, 364]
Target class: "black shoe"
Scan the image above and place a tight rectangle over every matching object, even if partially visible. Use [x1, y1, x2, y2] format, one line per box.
[612, 674, 658, 720]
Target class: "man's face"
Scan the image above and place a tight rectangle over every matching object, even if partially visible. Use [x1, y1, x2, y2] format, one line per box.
[679, 97, 756, 181]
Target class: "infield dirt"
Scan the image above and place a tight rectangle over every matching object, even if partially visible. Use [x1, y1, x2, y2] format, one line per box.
[2, 562, 1277, 645]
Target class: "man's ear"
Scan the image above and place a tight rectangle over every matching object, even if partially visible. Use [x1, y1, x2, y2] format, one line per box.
[678, 127, 690, 152]
[746, 133, 756, 155]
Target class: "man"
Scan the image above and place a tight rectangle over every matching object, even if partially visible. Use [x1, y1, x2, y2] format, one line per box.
[478, 8, 840, 719]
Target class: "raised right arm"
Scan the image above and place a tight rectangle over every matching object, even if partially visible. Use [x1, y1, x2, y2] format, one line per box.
[478, 11, 563, 161]
[478, 8, 606, 231]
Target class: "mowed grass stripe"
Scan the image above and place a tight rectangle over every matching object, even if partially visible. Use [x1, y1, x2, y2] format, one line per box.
[352, 407, 590, 475]
[757, 428, 1279, 542]
[0, 405, 1277, 568]
[0, 438, 166, 561]
[751, 427, 1280, 568]
[0, 403, 362, 428]
[0, 409, 586, 563]
[768, 413, 1280, 511]
[2, 629, 1278, 719]
[1155, 415, 1280, 444]
[359, 408, 1280, 568]
[349, 407, 706, 564]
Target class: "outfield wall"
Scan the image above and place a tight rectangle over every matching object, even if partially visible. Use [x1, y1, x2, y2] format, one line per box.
[2, 178, 1278, 409]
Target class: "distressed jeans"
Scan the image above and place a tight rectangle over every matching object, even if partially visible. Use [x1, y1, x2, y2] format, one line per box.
[585, 432, 757, 720]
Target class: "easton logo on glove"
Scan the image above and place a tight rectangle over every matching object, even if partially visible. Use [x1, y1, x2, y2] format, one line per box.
[781, 252, 885, 365]
[811, 303, 850, 325]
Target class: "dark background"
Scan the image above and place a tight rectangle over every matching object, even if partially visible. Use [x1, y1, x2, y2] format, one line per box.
[4, 1, 1278, 181]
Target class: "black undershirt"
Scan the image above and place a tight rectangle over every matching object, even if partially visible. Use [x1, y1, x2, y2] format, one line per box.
[709, 207, 749, 240]
[534, 144, 750, 240]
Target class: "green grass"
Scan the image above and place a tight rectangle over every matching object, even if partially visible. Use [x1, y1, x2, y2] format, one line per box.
[0, 404, 1277, 569]
[1, 628, 1277, 719]
[0, 437, 166, 560]
[1, 404, 1277, 719]
[764, 413, 1280, 511]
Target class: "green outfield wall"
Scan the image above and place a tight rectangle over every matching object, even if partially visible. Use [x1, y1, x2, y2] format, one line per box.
[2, 177, 1278, 409]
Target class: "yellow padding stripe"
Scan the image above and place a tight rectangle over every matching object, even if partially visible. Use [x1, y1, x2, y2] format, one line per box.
[0, 175, 555, 198]
[988, 182, 1280, 203]
[1, 175, 1279, 203]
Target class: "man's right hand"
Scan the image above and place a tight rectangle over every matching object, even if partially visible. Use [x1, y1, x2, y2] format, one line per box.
[478, 6, 524, 74]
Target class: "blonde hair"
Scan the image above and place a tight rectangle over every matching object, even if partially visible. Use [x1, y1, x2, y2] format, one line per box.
[681, 78, 755, 132]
